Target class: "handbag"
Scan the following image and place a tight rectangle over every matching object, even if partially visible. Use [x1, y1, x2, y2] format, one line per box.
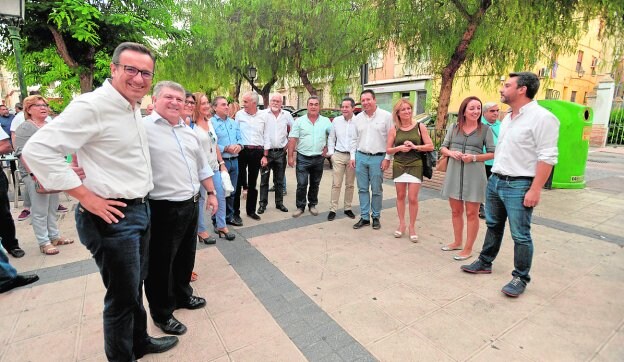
[436, 123, 455, 172]
[436, 155, 448, 172]
[220, 170, 235, 196]
[416, 122, 436, 179]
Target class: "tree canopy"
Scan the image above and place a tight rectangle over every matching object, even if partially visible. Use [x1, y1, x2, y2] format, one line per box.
[378, 0, 624, 128]
[1, 0, 182, 101]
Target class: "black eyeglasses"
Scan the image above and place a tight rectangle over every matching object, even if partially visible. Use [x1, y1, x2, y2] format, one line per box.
[114, 63, 155, 79]
[185, 100, 196, 105]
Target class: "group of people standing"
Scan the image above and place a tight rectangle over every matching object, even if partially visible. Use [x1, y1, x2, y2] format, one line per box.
[0, 38, 560, 360]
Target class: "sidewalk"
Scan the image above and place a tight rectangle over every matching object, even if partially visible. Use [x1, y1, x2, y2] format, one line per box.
[1, 148, 623, 361]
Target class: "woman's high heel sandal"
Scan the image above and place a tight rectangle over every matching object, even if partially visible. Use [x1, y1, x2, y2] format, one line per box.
[198, 234, 217, 245]
[217, 229, 236, 241]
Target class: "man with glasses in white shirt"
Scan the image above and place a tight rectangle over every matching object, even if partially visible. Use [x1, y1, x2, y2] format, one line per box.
[461, 72, 559, 298]
[23, 42, 179, 360]
[327, 97, 357, 221]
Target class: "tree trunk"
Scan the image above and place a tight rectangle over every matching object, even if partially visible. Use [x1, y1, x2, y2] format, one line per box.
[435, 0, 492, 130]
[232, 75, 242, 102]
[297, 68, 317, 96]
[79, 71, 94, 94]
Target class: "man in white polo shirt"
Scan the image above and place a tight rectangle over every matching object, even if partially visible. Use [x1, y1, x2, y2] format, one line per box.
[461, 72, 559, 298]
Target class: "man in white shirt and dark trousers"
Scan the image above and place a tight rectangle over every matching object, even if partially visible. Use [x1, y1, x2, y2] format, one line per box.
[461, 72, 559, 297]
[258, 94, 292, 214]
[350, 90, 393, 230]
[327, 97, 357, 221]
[234, 92, 265, 221]
[143, 81, 218, 335]
[23, 42, 178, 361]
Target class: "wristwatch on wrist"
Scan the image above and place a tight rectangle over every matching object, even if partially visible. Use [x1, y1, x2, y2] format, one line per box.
[207, 190, 216, 195]
[472, 155, 477, 162]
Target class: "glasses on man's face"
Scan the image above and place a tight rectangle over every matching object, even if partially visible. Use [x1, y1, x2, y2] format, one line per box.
[114, 63, 154, 79]
[489, 109, 499, 113]
[31, 104, 49, 109]
[185, 100, 196, 106]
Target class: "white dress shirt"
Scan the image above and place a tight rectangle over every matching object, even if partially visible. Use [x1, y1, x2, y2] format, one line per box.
[235, 109, 265, 146]
[327, 115, 355, 155]
[350, 107, 393, 160]
[143, 112, 213, 201]
[492, 100, 559, 177]
[22, 80, 153, 199]
[263, 109, 293, 150]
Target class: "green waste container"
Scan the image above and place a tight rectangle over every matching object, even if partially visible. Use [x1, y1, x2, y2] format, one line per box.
[537, 100, 593, 189]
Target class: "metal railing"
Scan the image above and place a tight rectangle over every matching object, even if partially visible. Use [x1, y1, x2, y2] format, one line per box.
[608, 101, 624, 145]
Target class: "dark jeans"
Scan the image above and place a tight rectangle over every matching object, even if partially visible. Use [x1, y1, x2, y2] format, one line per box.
[479, 174, 534, 283]
[145, 197, 198, 322]
[295, 154, 324, 211]
[235, 148, 263, 216]
[259, 148, 286, 208]
[224, 158, 239, 222]
[0, 247, 17, 288]
[0, 171, 19, 252]
[76, 201, 151, 362]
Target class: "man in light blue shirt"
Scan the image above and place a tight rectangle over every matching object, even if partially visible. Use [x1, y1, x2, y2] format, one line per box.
[479, 102, 501, 218]
[287, 96, 332, 217]
[212, 96, 243, 225]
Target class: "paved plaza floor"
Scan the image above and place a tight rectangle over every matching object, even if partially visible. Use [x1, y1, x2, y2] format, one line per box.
[1, 147, 623, 361]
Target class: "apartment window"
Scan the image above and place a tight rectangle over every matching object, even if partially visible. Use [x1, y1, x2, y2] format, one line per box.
[369, 50, 384, 70]
[576, 51, 584, 72]
[591, 57, 598, 76]
[297, 90, 304, 109]
[401, 92, 410, 99]
[570, 91, 577, 103]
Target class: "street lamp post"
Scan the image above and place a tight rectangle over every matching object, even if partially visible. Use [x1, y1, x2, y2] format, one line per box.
[247, 66, 257, 89]
[1, 0, 28, 102]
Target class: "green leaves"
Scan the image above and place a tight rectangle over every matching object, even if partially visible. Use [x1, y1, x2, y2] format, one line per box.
[48, 0, 102, 45]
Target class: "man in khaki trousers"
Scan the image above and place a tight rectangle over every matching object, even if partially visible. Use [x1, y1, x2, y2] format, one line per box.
[327, 97, 357, 221]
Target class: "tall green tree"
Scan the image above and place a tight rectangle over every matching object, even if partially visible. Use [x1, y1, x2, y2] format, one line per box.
[1, 0, 181, 95]
[379, 0, 624, 129]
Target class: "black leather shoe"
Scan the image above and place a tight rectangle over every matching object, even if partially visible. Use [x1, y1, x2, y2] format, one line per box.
[8, 247, 25, 258]
[372, 217, 381, 230]
[353, 218, 370, 229]
[276, 205, 288, 212]
[247, 213, 261, 220]
[0, 274, 39, 293]
[257, 206, 266, 214]
[154, 316, 187, 335]
[344, 210, 356, 219]
[226, 218, 243, 227]
[177, 295, 206, 310]
[135, 336, 179, 359]
[327, 211, 336, 221]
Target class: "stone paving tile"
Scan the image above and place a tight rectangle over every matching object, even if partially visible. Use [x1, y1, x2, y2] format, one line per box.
[2, 325, 78, 362]
[368, 327, 455, 361]
[467, 340, 536, 361]
[12, 296, 82, 341]
[229, 335, 306, 362]
[331, 300, 403, 346]
[409, 310, 490, 361]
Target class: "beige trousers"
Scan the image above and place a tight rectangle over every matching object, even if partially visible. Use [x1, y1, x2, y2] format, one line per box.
[329, 152, 355, 212]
